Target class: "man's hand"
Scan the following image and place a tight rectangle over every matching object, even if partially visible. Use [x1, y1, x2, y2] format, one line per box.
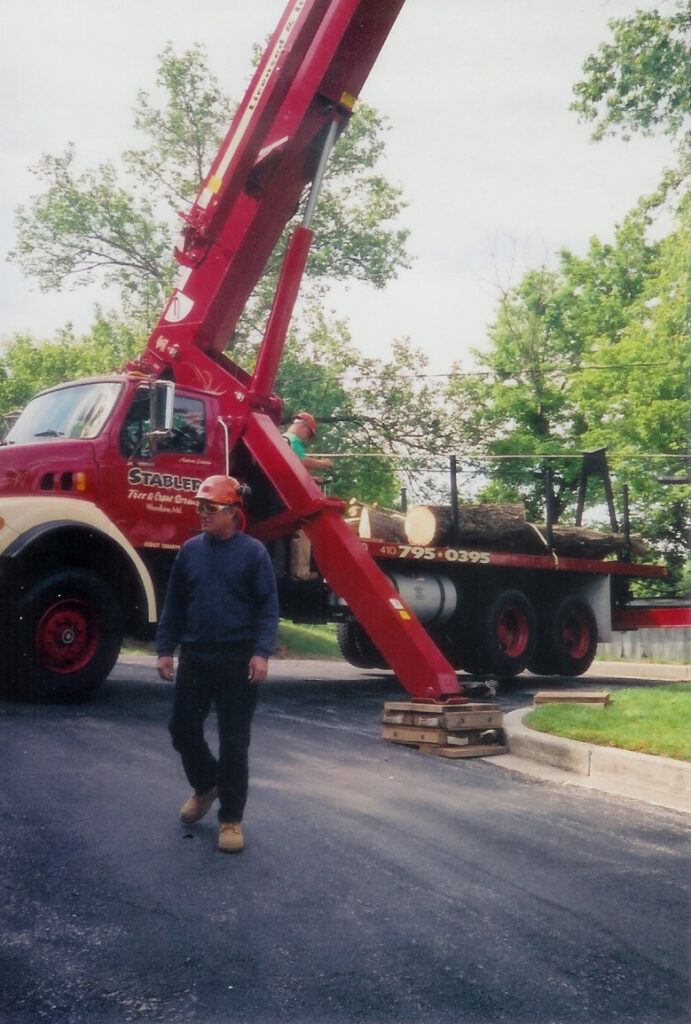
[248, 656, 268, 684]
[157, 655, 174, 681]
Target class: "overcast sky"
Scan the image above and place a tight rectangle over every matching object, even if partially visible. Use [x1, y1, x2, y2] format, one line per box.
[0, 0, 674, 372]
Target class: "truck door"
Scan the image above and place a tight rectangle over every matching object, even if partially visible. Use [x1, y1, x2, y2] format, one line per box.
[103, 384, 223, 554]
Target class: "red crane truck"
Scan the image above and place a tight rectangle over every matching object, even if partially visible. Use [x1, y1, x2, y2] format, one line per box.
[0, 0, 687, 703]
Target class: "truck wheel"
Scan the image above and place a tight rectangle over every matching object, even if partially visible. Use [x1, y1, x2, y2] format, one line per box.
[12, 569, 123, 702]
[460, 589, 536, 677]
[336, 620, 388, 669]
[530, 596, 598, 677]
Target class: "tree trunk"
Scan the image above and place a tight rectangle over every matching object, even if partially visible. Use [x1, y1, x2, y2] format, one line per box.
[359, 505, 407, 543]
[547, 526, 648, 559]
[402, 501, 647, 559]
[345, 497, 364, 520]
[404, 503, 529, 548]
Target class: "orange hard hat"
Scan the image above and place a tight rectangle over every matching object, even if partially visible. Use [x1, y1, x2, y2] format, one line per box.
[294, 411, 317, 437]
[196, 475, 246, 507]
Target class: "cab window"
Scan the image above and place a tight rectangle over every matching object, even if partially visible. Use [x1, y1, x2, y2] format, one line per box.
[120, 390, 206, 456]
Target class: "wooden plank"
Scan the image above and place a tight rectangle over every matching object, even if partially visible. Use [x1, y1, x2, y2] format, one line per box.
[419, 744, 508, 759]
[444, 733, 470, 746]
[444, 730, 502, 746]
[383, 701, 498, 713]
[382, 708, 502, 729]
[382, 709, 445, 727]
[533, 690, 610, 706]
[442, 710, 503, 729]
[381, 724, 448, 746]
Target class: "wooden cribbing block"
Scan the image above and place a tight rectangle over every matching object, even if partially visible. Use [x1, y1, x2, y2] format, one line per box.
[381, 700, 505, 755]
[533, 690, 610, 706]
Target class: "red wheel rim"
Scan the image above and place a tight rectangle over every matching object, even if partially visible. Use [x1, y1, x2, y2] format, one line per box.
[496, 606, 530, 657]
[561, 607, 591, 660]
[35, 599, 100, 674]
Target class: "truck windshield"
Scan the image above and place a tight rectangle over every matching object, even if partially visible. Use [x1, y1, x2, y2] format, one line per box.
[4, 382, 123, 445]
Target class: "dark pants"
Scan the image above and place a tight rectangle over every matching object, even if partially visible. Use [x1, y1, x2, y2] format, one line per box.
[168, 643, 258, 823]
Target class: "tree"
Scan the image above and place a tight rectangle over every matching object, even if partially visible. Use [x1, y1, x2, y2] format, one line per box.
[437, 2, 690, 591]
[10, 45, 410, 338]
[10, 148, 172, 319]
[570, 0, 691, 207]
[573, 203, 690, 594]
[442, 198, 688, 591]
[0, 315, 143, 421]
[124, 43, 234, 208]
[568, 0, 690, 592]
[274, 308, 454, 507]
[570, 3, 691, 146]
[443, 202, 667, 503]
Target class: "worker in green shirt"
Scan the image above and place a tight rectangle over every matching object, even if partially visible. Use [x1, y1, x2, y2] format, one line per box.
[282, 412, 334, 579]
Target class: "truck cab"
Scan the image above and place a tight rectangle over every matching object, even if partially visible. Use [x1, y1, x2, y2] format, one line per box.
[0, 375, 229, 699]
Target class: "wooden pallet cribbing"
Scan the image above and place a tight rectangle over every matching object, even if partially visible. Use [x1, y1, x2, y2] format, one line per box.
[381, 701, 507, 757]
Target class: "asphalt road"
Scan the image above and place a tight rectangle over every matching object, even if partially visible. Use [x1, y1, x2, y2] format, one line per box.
[1, 658, 689, 1024]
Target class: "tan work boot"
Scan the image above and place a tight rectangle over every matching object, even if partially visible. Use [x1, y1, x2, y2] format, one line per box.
[179, 786, 217, 824]
[218, 822, 244, 853]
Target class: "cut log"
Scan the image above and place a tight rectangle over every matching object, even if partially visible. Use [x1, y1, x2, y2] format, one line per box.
[403, 502, 647, 560]
[345, 497, 364, 519]
[404, 503, 528, 548]
[547, 526, 648, 559]
[344, 515, 361, 534]
[359, 505, 407, 543]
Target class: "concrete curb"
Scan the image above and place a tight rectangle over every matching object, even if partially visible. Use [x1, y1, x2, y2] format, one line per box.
[498, 707, 691, 814]
[586, 660, 690, 682]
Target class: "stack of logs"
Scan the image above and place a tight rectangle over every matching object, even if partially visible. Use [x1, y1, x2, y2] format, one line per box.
[381, 701, 507, 758]
[346, 498, 645, 560]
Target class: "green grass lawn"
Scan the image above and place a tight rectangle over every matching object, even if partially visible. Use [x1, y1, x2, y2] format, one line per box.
[524, 686, 691, 761]
[123, 621, 341, 660]
[276, 621, 340, 659]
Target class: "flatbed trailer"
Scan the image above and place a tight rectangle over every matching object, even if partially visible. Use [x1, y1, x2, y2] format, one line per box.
[319, 537, 687, 681]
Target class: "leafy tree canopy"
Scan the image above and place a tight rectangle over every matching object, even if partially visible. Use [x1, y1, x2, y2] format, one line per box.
[9, 44, 410, 338]
[571, 0, 691, 204]
[0, 314, 143, 426]
[443, 198, 688, 592]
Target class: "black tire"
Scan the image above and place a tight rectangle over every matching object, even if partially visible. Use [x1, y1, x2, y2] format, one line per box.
[529, 596, 598, 677]
[11, 569, 123, 702]
[336, 620, 388, 669]
[454, 631, 491, 676]
[458, 589, 537, 677]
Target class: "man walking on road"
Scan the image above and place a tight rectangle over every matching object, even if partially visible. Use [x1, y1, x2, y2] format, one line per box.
[156, 475, 279, 853]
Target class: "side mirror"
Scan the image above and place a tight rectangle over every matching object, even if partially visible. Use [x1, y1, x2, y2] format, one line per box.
[149, 381, 175, 435]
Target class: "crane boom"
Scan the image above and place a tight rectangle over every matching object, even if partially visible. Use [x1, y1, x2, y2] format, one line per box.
[132, 0, 462, 700]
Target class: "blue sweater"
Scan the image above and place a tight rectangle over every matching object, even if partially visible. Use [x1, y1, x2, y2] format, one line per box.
[156, 531, 279, 659]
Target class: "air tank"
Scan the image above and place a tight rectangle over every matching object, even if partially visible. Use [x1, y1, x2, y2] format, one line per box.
[386, 571, 457, 625]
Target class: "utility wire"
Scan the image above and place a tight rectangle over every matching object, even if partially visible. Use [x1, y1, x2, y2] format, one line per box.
[278, 361, 672, 385]
[317, 451, 690, 462]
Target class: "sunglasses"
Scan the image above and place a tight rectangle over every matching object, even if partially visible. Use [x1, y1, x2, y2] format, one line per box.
[196, 500, 228, 515]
